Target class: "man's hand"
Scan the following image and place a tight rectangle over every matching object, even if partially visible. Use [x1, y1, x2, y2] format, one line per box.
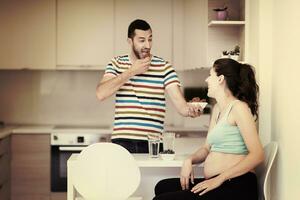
[186, 97, 206, 118]
[129, 56, 151, 76]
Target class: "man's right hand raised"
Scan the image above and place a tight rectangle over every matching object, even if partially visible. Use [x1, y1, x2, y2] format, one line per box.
[129, 56, 151, 76]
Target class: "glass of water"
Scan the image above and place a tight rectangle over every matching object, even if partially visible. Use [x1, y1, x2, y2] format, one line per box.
[148, 137, 160, 158]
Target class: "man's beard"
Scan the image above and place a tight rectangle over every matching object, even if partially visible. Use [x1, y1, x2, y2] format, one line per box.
[133, 46, 141, 59]
[132, 44, 150, 59]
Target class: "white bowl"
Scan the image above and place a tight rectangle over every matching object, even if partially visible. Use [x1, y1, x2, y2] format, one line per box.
[160, 153, 175, 161]
[191, 102, 208, 109]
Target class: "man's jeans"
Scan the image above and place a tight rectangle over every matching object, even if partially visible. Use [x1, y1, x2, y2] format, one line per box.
[112, 138, 163, 153]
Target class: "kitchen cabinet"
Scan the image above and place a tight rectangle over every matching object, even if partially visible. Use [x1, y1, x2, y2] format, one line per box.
[51, 192, 66, 200]
[114, 0, 173, 66]
[0, 136, 10, 200]
[207, 0, 247, 65]
[56, 0, 114, 70]
[0, 0, 55, 69]
[174, 0, 248, 69]
[173, 0, 208, 70]
[11, 134, 50, 200]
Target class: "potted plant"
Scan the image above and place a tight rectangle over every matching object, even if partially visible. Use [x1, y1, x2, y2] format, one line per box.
[230, 45, 240, 61]
[213, 6, 228, 20]
[221, 50, 230, 58]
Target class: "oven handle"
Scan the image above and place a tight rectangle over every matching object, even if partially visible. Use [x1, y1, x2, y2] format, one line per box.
[58, 146, 86, 151]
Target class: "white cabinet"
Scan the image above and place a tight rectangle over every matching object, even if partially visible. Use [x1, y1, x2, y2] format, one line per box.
[114, 0, 173, 65]
[174, 0, 247, 70]
[173, 0, 208, 70]
[207, 0, 247, 65]
[0, 0, 55, 69]
[56, 0, 114, 69]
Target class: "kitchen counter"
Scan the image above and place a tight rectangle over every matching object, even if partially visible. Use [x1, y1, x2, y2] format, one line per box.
[0, 124, 207, 140]
[68, 153, 203, 168]
[12, 125, 55, 134]
[0, 126, 16, 139]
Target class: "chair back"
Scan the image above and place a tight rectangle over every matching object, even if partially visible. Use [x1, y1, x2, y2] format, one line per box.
[255, 142, 278, 200]
[73, 143, 141, 200]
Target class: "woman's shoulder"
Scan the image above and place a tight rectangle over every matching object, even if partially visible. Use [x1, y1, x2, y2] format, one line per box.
[232, 100, 253, 118]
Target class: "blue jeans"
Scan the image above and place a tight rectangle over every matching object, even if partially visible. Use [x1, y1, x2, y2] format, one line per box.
[112, 138, 163, 153]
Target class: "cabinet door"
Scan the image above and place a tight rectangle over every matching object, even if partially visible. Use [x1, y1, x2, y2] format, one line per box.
[0, 180, 10, 200]
[173, 0, 208, 70]
[11, 134, 50, 200]
[0, 0, 55, 69]
[114, 0, 173, 64]
[57, 0, 114, 68]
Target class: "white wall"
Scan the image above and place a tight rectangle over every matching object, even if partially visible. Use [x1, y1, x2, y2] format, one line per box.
[272, 0, 300, 199]
[251, 0, 300, 199]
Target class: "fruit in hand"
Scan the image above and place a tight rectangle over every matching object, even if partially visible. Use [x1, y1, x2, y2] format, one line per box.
[161, 149, 175, 154]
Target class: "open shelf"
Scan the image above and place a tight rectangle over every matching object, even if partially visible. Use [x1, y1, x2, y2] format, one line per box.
[208, 20, 245, 27]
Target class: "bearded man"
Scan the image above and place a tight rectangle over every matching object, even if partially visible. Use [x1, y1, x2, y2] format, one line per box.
[96, 19, 201, 153]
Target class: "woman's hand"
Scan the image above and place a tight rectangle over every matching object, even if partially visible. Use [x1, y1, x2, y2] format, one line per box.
[191, 175, 225, 196]
[180, 158, 194, 190]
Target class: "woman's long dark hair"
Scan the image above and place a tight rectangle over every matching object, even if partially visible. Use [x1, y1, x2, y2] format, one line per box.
[213, 58, 259, 118]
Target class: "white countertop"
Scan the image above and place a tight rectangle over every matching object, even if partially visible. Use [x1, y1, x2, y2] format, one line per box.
[68, 153, 203, 168]
[12, 125, 55, 133]
[0, 126, 16, 139]
[0, 124, 207, 139]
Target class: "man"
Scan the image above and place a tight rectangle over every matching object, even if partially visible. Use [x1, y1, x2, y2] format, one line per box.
[96, 19, 201, 153]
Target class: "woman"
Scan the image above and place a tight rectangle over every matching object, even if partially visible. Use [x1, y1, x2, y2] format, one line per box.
[153, 58, 265, 200]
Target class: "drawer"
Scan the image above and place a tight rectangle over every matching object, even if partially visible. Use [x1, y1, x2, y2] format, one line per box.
[0, 180, 10, 200]
[0, 136, 10, 156]
[0, 153, 10, 184]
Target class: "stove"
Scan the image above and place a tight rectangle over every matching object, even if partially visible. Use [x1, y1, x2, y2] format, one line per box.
[50, 126, 111, 192]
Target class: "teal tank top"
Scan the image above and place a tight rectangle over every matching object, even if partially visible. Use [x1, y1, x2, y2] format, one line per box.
[207, 100, 249, 155]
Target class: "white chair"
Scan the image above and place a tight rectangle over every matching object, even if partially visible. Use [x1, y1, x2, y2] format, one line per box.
[255, 141, 278, 200]
[72, 143, 142, 200]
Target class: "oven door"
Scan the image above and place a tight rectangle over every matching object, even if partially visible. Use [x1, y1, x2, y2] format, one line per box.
[51, 145, 86, 192]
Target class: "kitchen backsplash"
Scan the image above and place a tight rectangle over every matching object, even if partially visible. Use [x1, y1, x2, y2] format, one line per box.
[0, 69, 209, 126]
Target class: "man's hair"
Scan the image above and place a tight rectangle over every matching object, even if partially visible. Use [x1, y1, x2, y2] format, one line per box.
[128, 19, 151, 39]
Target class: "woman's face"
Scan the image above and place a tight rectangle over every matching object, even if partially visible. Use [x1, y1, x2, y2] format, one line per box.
[205, 67, 220, 98]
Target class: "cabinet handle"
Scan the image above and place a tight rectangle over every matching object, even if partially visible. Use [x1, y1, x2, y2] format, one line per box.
[0, 184, 3, 190]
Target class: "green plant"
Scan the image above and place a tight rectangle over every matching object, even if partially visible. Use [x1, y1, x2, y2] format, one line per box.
[233, 45, 240, 55]
[222, 50, 229, 56]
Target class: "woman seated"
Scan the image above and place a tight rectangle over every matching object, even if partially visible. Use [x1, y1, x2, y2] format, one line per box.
[153, 58, 264, 200]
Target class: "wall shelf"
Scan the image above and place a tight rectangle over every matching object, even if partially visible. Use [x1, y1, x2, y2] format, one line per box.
[208, 20, 245, 27]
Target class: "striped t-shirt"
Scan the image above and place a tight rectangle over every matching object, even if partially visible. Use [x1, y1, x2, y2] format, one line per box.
[104, 55, 181, 141]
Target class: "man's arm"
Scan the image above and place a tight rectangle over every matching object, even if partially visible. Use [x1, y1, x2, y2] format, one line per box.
[166, 84, 201, 117]
[96, 57, 151, 101]
[96, 70, 134, 101]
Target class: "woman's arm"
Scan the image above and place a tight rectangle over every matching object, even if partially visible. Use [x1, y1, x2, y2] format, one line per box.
[186, 104, 218, 164]
[180, 104, 218, 190]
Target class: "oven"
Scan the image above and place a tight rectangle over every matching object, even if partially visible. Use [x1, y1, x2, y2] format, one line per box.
[50, 131, 110, 192]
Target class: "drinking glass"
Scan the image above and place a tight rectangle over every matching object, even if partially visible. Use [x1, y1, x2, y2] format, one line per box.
[148, 138, 160, 158]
